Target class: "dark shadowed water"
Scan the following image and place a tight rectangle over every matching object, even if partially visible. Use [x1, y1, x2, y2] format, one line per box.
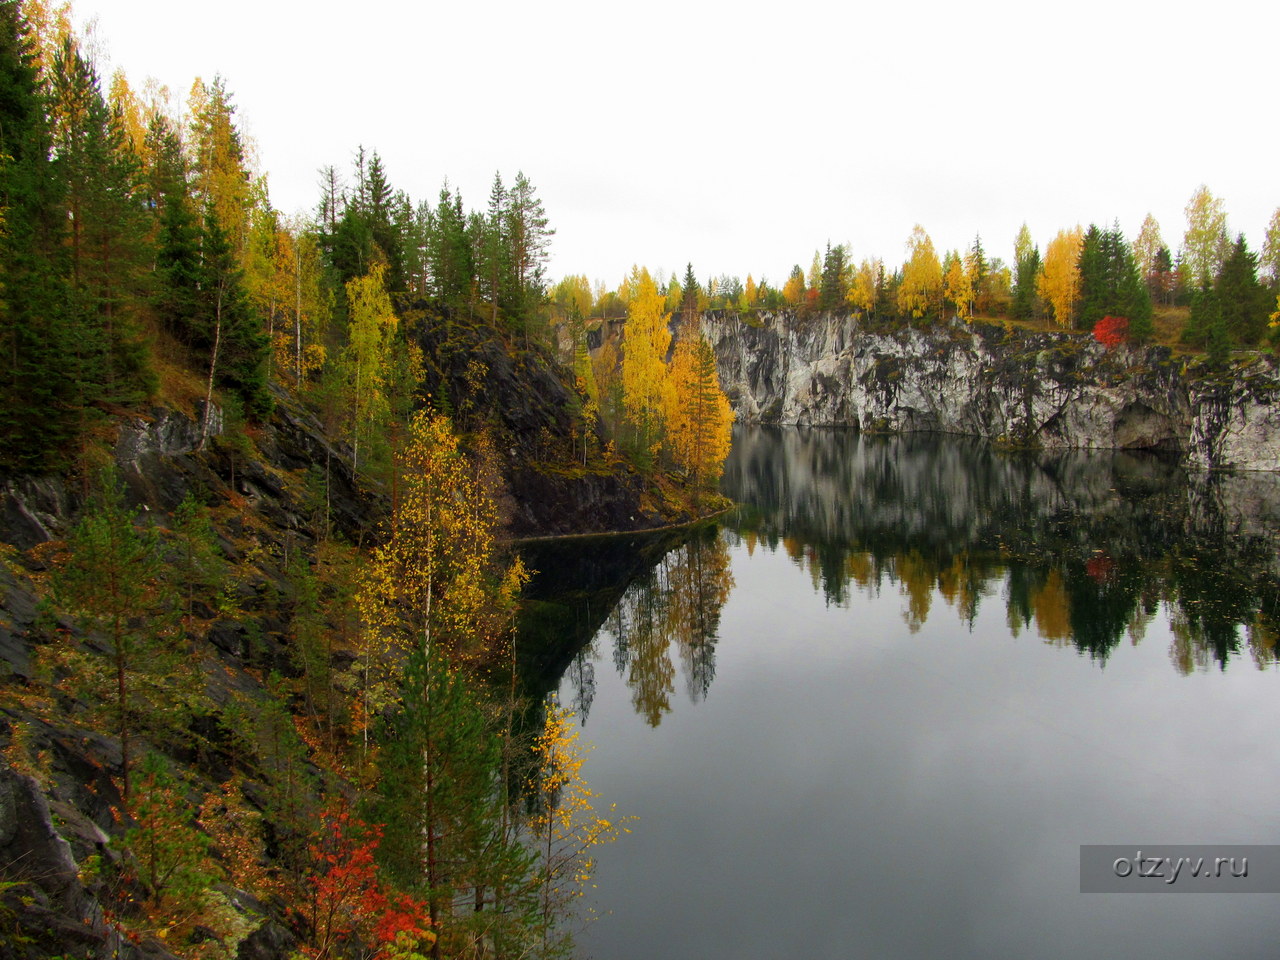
[523, 426, 1280, 959]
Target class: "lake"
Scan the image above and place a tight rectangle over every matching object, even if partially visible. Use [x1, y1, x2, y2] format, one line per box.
[522, 426, 1280, 959]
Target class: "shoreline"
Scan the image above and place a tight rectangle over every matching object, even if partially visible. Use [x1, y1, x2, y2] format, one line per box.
[506, 504, 734, 546]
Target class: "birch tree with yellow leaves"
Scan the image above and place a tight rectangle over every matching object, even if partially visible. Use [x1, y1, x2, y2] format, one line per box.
[17, 0, 69, 78]
[898, 225, 942, 320]
[340, 265, 397, 470]
[848, 257, 882, 316]
[943, 251, 974, 319]
[188, 75, 254, 254]
[358, 410, 523, 670]
[1182, 185, 1231, 288]
[782, 265, 806, 306]
[244, 206, 296, 378]
[1038, 226, 1084, 327]
[359, 409, 533, 950]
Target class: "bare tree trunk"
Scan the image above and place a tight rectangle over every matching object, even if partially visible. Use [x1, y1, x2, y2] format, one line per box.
[198, 283, 224, 452]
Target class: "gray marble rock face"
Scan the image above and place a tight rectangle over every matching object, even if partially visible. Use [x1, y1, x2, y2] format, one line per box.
[698, 312, 1280, 471]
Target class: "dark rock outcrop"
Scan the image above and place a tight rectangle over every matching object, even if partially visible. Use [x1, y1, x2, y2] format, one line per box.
[0, 759, 183, 960]
[410, 308, 680, 536]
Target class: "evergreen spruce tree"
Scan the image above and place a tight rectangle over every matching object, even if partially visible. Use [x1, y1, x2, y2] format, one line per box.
[152, 115, 204, 344]
[967, 233, 989, 311]
[1182, 280, 1222, 350]
[1012, 246, 1042, 321]
[50, 34, 154, 407]
[361, 151, 405, 293]
[321, 147, 377, 290]
[818, 242, 848, 312]
[0, 0, 74, 470]
[327, 201, 374, 289]
[681, 262, 700, 324]
[424, 185, 474, 313]
[1075, 225, 1106, 330]
[393, 189, 424, 295]
[1076, 223, 1152, 337]
[1115, 236, 1154, 334]
[1216, 235, 1270, 346]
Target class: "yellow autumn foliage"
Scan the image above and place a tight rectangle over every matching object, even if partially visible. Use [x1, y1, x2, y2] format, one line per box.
[898, 225, 942, 319]
[355, 410, 526, 744]
[620, 266, 673, 455]
[1038, 226, 1083, 327]
[664, 333, 733, 490]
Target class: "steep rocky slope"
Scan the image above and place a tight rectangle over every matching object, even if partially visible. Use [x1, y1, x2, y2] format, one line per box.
[0, 388, 377, 960]
[0, 323, 680, 959]
[410, 306, 685, 536]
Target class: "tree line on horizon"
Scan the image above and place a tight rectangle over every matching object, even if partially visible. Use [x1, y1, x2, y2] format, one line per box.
[555, 186, 1280, 358]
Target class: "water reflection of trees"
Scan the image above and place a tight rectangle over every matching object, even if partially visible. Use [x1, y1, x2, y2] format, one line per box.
[516, 527, 694, 713]
[605, 526, 735, 725]
[724, 427, 1280, 672]
[516, 524, 734, 726]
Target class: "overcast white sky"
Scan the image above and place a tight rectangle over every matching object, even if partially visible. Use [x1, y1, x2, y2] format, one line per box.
[77, 0, 1277, 288]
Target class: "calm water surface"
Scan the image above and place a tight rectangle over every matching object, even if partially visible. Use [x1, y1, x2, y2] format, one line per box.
[524, 427, 1280, 959]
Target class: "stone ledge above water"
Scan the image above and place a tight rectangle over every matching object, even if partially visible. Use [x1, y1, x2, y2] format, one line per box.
[698, 312, 1280, 471]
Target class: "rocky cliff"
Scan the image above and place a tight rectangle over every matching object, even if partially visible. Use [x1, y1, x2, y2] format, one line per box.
[700, 312, 1280, 471]
[410, 306, 688, 536]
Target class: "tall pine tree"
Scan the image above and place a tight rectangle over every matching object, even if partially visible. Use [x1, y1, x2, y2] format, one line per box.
[818, 242, 849, 311]
[504, 171, 552, 326]
[1011, 226, 1041, 322]
[0, 0, 73, 470]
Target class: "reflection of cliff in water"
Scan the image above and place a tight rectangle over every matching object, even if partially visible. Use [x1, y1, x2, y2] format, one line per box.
[517, 524, 734, 726]
[723, 426, 1280, 670]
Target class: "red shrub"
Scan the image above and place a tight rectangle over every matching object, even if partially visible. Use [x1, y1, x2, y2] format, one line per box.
[296, 807, 434, 959]
[1093, 315, 1129, 349]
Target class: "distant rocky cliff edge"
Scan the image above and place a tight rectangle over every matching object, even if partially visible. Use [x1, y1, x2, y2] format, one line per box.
[699, 312, 1280, 471]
